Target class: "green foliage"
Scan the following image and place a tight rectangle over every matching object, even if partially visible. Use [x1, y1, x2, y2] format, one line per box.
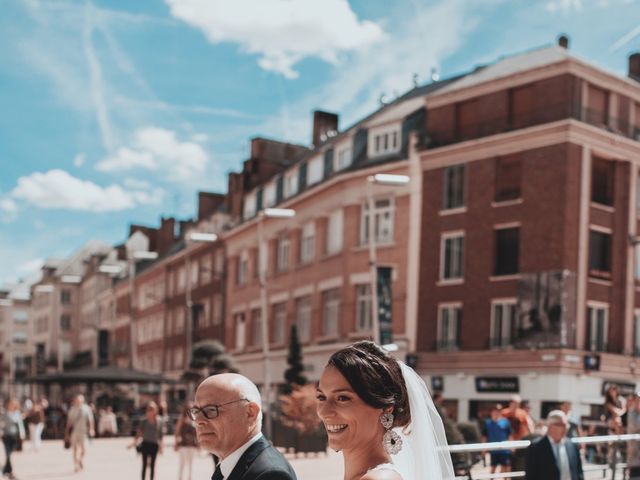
[283, 325, 307, 393]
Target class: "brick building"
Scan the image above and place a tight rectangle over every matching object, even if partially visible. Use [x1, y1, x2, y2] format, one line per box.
[415, 43, 640, 421]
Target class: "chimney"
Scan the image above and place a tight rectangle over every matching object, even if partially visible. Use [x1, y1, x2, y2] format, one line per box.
[557, 34, 569, 49]
[197, 192, 225, 222]
[629, 53, 640, 82]
[312, 110, 339, 147]
[157, 217, 176, 256]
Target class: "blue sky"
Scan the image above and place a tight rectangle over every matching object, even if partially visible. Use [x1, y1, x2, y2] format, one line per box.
[1, 0, 639, 287]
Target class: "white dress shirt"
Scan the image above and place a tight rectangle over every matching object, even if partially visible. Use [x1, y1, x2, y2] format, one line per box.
[219, 432, 263, 479]
[548, 437, 572, 480]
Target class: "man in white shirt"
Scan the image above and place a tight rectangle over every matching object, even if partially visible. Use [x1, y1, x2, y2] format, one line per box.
[525, 410, 584, 480]
[191, 373, 297, 480]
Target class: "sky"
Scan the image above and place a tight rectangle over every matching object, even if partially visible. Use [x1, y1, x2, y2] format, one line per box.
[1, 0, 639, 288]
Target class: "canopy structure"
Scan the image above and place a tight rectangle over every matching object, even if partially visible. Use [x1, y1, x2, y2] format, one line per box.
[24, 365, 175, 385]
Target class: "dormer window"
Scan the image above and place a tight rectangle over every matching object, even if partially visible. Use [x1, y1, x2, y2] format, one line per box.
[369, 124, 401, 157]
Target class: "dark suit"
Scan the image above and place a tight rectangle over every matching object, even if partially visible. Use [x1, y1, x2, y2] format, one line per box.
[525, 436, 583, 480]
[223, 436, 297, 480]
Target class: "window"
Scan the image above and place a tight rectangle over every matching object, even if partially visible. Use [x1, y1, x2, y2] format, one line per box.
[60, 314, 71, 331]
[215, 250, 225, 278]
[587, 304, 608, 352]
[190, 261, 199, 288]
[177, 266, 186, 293]
[212, 294, 223, 326]
[370, 127, 401, 157]
[265, 182, 276, 208]
[491, 301, 517, 348]
[13, 311, 28, 324]
[440, 233, 464, 280]
[321, 289, 340, 336]
[295, 296, 312, 342]
[591, 158, 614, 206]
[361, 198, 394, 245]
[635, 245, 640, 281]
[589, 230, 611, 276]
[355, 284, 372, 332]
[494, 227, 520, 276]
[276, 237, 290, 272]
[438, 304, 461, 351]
[326, 209, 344, 254]
[285, 170, 299, 198]
[443, 164, 466, 210]
[236, 252, 248, 285]
[174, 348, 184, 369]
[495, 157, 522, 202]
[12, 332, 28, 344]
[60, 290, 71, 305]
[300, 222, 315, 264]
[250, 309, 262, 347]
[234, 313, 246, 350]
[336, 146, 352, 171]
[174, 308, 185, 334]
[272, 302, 287, 344]
[308, 156, 323, 185]
[200, 255, 212, 284]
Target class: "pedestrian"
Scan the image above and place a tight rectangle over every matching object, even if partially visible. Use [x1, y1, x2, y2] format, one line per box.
[627, 393, 640, 479]
[481, 404, 512, 475]
[98, 406, 118, 437]
[65, 394, 95, 472]
[604, 385, 626, 434]
[129, 401, 164, 480]
[1, 398, 26, 480]
[25, 399, 45, 452]
[174, 402, 199, 480]
[525, 410, 584, 480]
[501, 395, 531, 440]
[191, 373, 297, 480]
[559, 401, 583, 439]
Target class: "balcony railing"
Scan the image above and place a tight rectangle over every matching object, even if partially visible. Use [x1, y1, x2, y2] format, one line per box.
[436, 339, 460, 351]
[424, 102, 639, 149]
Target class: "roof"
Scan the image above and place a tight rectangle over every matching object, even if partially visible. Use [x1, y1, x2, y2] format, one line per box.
[24, 366, 175, 384]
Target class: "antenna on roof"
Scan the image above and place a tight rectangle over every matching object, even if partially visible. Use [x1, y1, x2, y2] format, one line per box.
[430, 67, 440, 82]
[412, 73, 420, 87]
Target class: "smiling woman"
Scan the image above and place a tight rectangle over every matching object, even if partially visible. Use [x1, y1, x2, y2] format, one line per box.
[317, 341, 454, 480]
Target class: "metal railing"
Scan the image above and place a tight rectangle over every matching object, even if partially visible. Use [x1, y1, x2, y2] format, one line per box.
[448, 433, 640, 480]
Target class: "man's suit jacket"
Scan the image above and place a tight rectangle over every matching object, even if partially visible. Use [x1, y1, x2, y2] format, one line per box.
[224, 436, 297, 480]
[525, 436, 584, 480]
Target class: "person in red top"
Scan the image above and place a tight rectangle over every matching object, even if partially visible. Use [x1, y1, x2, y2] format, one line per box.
[501, 395, 531, 440]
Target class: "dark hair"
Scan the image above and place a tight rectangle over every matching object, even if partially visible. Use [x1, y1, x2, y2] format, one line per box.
[327, 341, 410, 428]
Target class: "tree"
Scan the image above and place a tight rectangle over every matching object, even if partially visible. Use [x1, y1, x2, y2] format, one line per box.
[279, 383, 321, 434]
[282, 325, 307, 394]
[181, 340, 238, 384]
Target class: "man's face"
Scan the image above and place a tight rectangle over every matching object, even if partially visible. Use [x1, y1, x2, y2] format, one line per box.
[490, 409, 501, 421]
[193, 383, 253, 459]
[548, 419, 568, 443]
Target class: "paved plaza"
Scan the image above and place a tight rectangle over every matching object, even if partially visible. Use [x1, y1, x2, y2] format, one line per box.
[1, 436, 343, 480]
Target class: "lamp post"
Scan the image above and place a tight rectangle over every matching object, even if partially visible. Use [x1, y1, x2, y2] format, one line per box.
[257, 207, 295, 440]
[366, 173, 410, 346]
[184, 232, 218, 371]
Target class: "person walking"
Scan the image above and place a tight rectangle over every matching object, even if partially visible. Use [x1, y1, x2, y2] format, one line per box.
[174, 403, 199, 480]
[97, 406, 118, 437]
[627, 393, 640, 479]
[481, 404, 512, 475]
[25, 400, 45, 452]
[129, 402, 164, 480]
[65, 394, 94, 472]
[1, 398, 26, 480]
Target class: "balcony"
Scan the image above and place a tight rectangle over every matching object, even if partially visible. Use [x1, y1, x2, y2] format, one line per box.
[423, 103, 639, 149]
[436, 339, 459, 351]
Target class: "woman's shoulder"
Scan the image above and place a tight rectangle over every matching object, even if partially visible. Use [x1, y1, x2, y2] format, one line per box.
[361, 464, 403, 480]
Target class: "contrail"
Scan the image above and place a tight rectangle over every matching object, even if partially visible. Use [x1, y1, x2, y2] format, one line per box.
[610, 24, 640, 52]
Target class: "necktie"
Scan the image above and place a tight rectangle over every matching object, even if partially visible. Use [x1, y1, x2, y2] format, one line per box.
[212, 465, 223, 480]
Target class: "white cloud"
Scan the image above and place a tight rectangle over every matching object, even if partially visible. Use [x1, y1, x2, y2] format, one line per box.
[256, 0, 472, 143]
[545, 0, 582, 12]
[96, 126, 209, 182]
[165, 0, 384, 79]
[0, 198, 18, 223]
[73, 153, 86, 167]
[11, 169, 136, 212]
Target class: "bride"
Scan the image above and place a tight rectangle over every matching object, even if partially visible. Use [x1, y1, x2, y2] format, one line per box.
[316, 341, 454, 480]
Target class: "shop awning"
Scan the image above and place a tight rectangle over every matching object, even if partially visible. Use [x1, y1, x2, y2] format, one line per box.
[23, 366, 176, 385]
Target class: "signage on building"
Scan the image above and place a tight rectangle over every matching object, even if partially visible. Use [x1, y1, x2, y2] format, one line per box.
[405, 353, 418, 369]
[602, 380, 637, 397]
[431, 375, 444, 392]
[377, 266, 393, 345]
[584, 354, 600, 371]
[475, 376, 520, 393]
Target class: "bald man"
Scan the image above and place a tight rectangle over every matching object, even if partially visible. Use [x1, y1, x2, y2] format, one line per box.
[191, 373, 297, 480]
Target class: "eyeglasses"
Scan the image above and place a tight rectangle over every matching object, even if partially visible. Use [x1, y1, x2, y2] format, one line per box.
[187, 399, 250, 420]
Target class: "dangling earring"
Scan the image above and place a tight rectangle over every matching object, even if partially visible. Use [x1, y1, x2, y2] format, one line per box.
[380, 412, 403, 454]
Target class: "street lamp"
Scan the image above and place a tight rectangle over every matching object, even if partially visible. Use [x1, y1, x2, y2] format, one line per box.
[184, 232, 219, 372]
[257, 207, 295, 440]
[366, 173, 410, 347]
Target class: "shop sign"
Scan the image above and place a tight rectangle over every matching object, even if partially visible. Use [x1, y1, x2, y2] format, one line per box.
[475, 376, 519, 393]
